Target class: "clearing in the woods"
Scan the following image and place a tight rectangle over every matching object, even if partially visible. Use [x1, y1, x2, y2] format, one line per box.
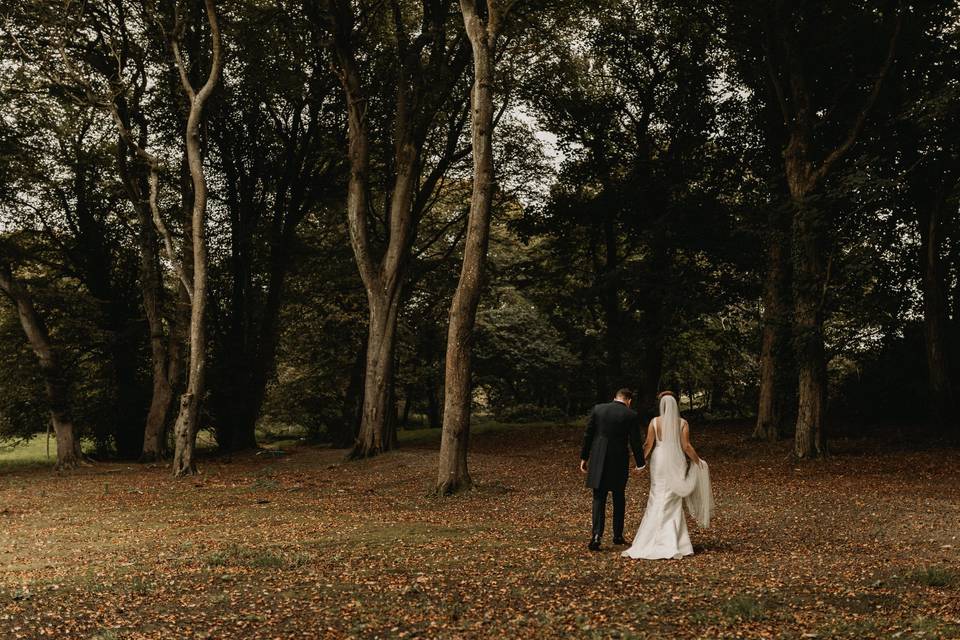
[0, 422, 958, 639]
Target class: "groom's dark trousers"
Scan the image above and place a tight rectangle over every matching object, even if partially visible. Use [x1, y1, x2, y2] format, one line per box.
[591, 488, 626, 539]
[581, 400, 646, 540]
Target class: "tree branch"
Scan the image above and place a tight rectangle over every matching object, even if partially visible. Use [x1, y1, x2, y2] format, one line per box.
[149, 170, 194, 301]
[761, 35, 791, 128]
[171, 4, 197, 102]
[814, 4, 902, 183]
[329, 0, 377, 289]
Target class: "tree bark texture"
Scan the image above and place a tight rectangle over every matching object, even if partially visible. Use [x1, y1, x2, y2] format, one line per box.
[754, 201, 794, 441]
[170, 0, 223, 477]
[436, 0, 501, 494]
[0, 263, 82, 469]
[762, 7, 901, 458]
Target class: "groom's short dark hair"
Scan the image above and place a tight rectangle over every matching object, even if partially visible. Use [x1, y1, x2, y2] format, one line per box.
[615, 388, 633, 401]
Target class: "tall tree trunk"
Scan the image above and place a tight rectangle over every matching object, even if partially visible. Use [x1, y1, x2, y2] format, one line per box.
[66, 144, 145, 456]
[326, 0, 469, 459]
[331, 38, 411, 459]
[762, 4, 900, 459]
[401, 387, 413, 428]
[0, 264, 82, 469]
[785, 144, 827, 459]
[638, 338, 664, 414]
[136, 201, 174, 461]
[165, 159, 194, 449]
[436, 0, 500, 495]
[211, 139, 259, 453]
[104, 310, 145, 458]
[207, 64, 329, 451]
[111, 106, 175, 462]
[352, 292, 402, 457]
[170, 0, 223, 477]
[347, 154, 419, 459]
[601, 214, 622, 386]
[342, 147, 420, 458]
[754, 202, 793, 441]
[637, 233, 669, 413]
[426, 378, 442, 429]
[222, 243, 294, 451]
[919, 192, 955, 431]
[335, 339, 367, 447]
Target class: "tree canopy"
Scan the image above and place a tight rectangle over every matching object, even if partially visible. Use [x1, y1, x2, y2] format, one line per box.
[0, 0, 957, 473]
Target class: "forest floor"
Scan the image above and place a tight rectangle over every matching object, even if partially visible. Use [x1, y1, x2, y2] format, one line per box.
[0, 421, 958, 639]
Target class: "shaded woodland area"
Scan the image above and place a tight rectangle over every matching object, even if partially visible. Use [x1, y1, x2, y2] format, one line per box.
[1, 3, 959, 639]
[0, 0, 958, 486]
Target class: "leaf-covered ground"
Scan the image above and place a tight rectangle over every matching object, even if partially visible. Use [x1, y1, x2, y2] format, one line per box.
[1, 421, 958, 639]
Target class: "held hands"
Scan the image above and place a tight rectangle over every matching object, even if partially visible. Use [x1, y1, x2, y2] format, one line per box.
[580, 460, 647, 474]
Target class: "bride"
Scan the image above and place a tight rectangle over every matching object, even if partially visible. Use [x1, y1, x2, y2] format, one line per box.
[622, 391, 713, 560]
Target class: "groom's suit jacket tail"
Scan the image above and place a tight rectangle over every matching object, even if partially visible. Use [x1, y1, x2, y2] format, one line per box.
[581, 401, 644, 490]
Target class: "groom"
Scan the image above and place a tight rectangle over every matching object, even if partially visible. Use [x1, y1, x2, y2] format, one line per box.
[579, 388, 646, 551]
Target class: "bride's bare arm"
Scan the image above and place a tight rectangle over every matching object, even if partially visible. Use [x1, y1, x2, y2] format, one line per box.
[680, 420, 702, 465]
[643, 419, 656, 461]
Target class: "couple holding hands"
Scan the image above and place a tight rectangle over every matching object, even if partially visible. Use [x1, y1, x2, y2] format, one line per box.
[580, 389, 713, 559]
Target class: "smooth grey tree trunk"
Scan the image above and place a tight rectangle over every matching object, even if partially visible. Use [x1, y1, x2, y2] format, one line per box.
[436, 0, 502, 495]
[0, 263, 82, 469]
[352, 292, 403, 457]
[326, 1, 468, 459]
[170, 0, 223, 476]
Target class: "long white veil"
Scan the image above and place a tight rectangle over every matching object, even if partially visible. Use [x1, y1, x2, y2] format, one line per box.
[657, 395, 713, 528]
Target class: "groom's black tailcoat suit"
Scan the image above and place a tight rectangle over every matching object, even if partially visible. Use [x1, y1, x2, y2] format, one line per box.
[581, 400, 646, 540]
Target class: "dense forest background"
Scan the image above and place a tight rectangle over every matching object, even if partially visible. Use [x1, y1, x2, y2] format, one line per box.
[0, 0, 957, 479]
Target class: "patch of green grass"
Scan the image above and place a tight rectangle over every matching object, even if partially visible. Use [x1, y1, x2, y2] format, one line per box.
[586, 629, 642, 640]
[259, 438, 302, 451]
[0, 434, 98, 471]
[76, 567, 115, 594]
[316, 522, 478, 547]
[11, 587, 33, 601]
[204, 544, 309, 569]
[249, 476, 280, 491]
[124, 576, 151, 596]
[398, 419, 576, 444]
[909, 566, 956, 588]
[254, 419, 317, 444]
[447, 599, 468, 622]
[817, 618, 880, 638]
[686, 609, 716, 626]
[720, 594, 766, 621]
[908, 616, 960, 637]
[0, 434, 58, 470]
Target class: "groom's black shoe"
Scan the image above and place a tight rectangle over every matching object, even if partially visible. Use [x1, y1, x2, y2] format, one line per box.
[613, 536, 627, 545]
[588, 535, 601, 551]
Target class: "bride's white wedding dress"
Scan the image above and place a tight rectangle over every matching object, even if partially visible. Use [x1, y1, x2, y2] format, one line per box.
[622, 396, 713, 560]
